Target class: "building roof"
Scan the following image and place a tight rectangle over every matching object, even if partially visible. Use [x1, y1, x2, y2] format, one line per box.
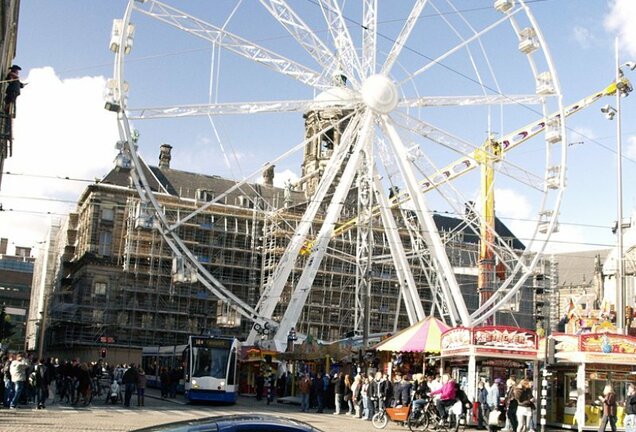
[432, 212, 525, 250]
[554, 248, 610, 288]
[98, 152, 525, 248]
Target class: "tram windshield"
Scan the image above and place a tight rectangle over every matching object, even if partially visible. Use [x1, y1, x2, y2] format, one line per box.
[192, 346, 229, 378]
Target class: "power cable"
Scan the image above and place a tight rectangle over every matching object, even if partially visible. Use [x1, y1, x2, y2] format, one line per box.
[2, 171, 100, 183]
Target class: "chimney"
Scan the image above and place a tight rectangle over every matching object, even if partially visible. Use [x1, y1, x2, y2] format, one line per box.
[159, 144, 172, 169]
[262, 164, 275, 187]
[0, 238, 7, 255]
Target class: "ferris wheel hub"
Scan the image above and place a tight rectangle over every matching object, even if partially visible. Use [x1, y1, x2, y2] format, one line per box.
[361, 74, 398, 114]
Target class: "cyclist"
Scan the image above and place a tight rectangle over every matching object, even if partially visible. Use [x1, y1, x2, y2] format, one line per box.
[429, 374, 457, 425]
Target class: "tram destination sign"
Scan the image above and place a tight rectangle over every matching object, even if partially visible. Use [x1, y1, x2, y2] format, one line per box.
[191, 336, 232, 349]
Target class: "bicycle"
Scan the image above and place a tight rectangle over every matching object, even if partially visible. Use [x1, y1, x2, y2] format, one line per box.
[407, 397, 468, 432]
[372, 404, 411, 429]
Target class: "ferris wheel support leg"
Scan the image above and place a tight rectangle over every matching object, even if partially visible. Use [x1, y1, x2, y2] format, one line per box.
[273, 112, 374, 346]
[371, 173, 423, 324]
[246, 113, 363, 345]
[382, 116, 472, 327]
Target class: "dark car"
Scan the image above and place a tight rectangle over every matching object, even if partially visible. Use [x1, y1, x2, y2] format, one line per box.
[132, 414, 324, 432]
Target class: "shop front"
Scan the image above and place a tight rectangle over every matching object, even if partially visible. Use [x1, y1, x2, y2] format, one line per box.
[545, 332, 636, 431]
[441, 326, 539, 407]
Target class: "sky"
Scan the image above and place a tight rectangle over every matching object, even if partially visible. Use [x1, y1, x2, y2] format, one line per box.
[1, 0, 636, 259]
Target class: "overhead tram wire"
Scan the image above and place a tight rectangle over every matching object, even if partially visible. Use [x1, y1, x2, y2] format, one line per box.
[2, 171, 100, 183]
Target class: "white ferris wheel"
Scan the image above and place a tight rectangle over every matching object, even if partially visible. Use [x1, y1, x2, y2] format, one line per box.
[108, 0, 566, 349]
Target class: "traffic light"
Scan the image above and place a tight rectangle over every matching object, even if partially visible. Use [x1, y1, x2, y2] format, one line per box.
[101, 348, 107, 358]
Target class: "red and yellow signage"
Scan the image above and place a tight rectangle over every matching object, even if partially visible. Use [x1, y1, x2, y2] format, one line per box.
[441, 326, 538, 359]
[579, 333, 636, 354]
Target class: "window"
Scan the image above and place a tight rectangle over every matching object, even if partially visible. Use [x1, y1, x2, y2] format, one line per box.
[98, 231, 112, 256]
[101, 207, 114, 221]
[93, 309, 104, 322]
[94, 282, 107, 296]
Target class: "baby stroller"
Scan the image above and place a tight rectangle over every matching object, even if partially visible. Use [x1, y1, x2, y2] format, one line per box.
[108, 380, 122, 404]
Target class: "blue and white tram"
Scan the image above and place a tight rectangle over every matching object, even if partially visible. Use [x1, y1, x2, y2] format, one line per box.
[184, 335, 240, 403]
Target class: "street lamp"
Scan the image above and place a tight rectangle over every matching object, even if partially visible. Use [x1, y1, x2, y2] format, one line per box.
[602, 39, 635, 334]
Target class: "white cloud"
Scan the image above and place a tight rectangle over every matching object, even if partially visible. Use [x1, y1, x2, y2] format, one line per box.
[273, 169, 299, 188]
[572, 26, 596, 49]
[541, 224, 591, 254]
[605, 0, 636, 57]
[494, 188, 532, 221]
[0, 67, 118, 255]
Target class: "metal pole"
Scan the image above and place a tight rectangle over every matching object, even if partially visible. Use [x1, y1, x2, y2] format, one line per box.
[615, 37, 625, 334]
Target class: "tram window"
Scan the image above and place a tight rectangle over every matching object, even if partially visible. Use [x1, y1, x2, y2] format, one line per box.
[193, 346, 229, 379]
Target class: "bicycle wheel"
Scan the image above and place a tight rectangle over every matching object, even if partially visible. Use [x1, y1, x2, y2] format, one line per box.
[408, 411, 429, 432]
[372, 411, 388, 429]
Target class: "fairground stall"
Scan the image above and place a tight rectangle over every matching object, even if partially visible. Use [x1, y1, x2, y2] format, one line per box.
[440, 326, 539, 409]
[238, 346, 280, 396]
[542, 332, 636, 431]
[373, 316, 450, 377]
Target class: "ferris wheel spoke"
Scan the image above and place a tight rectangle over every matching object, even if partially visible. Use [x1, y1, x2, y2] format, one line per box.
[126, 98, 360, 120]
[381, 115, 472, 326]
[381, 0, 429, 76]
[258, 0, 340, 79]
[361, 0, 377, 77]
[399, 8, 521, 86]
[399, 94, 544, 108]
[133, 0, 331, 89]
[318, 0, 364, 85]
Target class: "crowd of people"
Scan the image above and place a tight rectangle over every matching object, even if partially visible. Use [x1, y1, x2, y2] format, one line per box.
[0, 351, 151, 409]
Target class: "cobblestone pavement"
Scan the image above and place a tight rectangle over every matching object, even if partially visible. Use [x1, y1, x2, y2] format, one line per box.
[0, 390, 479, 432]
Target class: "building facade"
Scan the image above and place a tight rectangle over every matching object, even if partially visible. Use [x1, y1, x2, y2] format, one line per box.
[34, 138, 535, 362]
[0, 238, 34, 350]
[0, 0, 21, 189]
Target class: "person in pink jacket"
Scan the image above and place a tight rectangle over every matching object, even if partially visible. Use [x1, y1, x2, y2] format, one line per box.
[429, 373, 457, 424]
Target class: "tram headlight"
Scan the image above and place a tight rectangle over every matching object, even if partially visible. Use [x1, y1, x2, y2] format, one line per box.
[191, 379, 199, 389]
[217, 381, 225, 390]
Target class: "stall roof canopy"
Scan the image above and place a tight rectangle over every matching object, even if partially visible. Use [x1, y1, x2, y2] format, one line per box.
[373, 316, 450, 353]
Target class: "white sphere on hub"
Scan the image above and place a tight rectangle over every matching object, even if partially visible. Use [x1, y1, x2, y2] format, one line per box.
[361, 74, 398, 114]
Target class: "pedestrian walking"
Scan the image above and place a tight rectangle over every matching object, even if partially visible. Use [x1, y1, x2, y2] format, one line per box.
[625, 383, 636, 432]
[137, 367, 146, 406]
[9, 352, 29, 409]
[477, 380, 489, 429]
[3, 353, 15, 407]
[332, 372, 344, 415]
[343, 374, 353, 415]
[514, 379, 535, 432]
[597, 384, 617, 432]
[32, 358, 48, 409]
[299, 373, 311, 412]
[505, 377, 519, 432]
[160, 367, 170, 398]
[122, 363, 139, 407]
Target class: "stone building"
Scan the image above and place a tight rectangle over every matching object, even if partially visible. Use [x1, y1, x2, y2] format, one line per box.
[32, 140, 534, 363]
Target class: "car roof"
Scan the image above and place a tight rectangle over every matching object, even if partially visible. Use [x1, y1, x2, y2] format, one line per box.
[133, 414, 324, 432]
